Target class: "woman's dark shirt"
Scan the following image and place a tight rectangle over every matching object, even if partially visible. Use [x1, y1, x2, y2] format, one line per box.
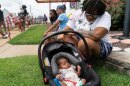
[0, 9, 4, 21]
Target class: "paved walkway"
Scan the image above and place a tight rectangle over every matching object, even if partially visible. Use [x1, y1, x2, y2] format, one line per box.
[0, 43, 38, 58]
[0, 29, 38, 58]
[106, 52, 130, 76]
[0, 30, 21, 47]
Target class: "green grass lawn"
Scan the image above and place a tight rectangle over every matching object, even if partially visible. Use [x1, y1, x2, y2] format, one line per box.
[0, 56, 130, 86]
[94, 63, 130, 86]
[0, 56, 47, 86]
[9, 24, 47, 45]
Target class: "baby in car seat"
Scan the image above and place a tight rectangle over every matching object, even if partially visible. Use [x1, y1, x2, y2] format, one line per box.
[55, 56, 86, 86]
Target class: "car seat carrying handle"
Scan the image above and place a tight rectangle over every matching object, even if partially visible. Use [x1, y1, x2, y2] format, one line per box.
[39, 30, 90, 60]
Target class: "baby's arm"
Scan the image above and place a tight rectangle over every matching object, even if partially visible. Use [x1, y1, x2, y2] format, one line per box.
[55, 74, 67, 86]
[76, 65, 81, 76]
[56, 73, 63, 80]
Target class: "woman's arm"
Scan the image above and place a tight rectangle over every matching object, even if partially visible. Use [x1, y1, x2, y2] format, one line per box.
[80, 12, 111, 41]
[81, 27, 108, 41]
[86, 12, 111, 41]
[64, 26, 73, 31]
[44, 19, 60, 35]
[57, 26, 73, 39]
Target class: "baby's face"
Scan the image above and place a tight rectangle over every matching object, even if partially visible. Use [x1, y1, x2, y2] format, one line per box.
[58, 58, 71, 69]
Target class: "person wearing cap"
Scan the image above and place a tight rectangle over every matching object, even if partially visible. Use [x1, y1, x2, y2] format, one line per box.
[44, 5, 69, 36]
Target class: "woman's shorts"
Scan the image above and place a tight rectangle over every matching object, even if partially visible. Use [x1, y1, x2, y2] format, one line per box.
[99, 41, 113, 58]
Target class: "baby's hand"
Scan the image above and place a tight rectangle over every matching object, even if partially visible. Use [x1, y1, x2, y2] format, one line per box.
[56, 74, 63, 81]
[77, 65, 81, 71]
[76, 65, 81, 76]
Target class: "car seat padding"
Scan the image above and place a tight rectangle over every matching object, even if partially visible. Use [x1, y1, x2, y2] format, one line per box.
[51, 52, 80, 76]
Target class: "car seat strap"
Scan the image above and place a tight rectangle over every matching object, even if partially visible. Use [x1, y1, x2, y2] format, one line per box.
[63, 79, 77, 86]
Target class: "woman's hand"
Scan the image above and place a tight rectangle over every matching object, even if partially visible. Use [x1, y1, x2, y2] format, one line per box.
[57, 34, 65, 40]
[43, 32, 47, 37]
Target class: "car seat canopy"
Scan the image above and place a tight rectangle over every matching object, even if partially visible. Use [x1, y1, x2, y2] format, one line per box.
[51, 52, 80, 76]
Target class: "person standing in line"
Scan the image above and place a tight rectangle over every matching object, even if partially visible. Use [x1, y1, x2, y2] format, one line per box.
[6, 13, 15, 30]
[43, 14, 48, 25]
[0, 4, 8, 38]
[18, 5, 28, 31]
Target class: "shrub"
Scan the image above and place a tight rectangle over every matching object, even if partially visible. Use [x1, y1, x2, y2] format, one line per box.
[107, 0, 126, 30]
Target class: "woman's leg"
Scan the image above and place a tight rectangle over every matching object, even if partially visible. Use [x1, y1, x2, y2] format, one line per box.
[0, 29, 4, 36]
[6, 21, 10, 30]
[16, 20, 22, 32]
[0, 22, 5, 36]
[2, 21, 8, 34]
[78, 38, 100, 58]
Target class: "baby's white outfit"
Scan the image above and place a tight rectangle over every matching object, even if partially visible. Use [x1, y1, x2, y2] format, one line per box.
[59, 65, 81, 86]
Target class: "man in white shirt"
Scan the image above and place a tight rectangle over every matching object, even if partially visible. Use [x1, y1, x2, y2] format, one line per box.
[58, 0, 113, 60]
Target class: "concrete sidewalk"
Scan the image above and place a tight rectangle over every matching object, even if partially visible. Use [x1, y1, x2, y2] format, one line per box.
[0, 30, 21, 47]
[0, 29, 38, 58]
[106, 51, 130, 76]
[0, 43, 38, 58]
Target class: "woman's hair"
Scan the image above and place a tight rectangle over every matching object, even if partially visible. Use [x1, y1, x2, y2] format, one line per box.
[56, 4, 66, 11]
[50, 9, 58, 17]
[50, 9, 58, 24]
[82, 0, 106, 16]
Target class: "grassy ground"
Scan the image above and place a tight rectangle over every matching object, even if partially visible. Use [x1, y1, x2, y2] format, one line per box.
[0, 56, 47, 86]
[94, 63, 130, 86]
[0, 56, 130, 86]
[9, 24, 46, 45]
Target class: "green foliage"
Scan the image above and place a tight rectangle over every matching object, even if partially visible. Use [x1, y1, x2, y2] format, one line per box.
[107, 0, 126, 29]
[9, 24, 47, 45]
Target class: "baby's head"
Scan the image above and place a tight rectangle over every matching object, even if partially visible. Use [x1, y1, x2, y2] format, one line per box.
[56, 56, 71, 69]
